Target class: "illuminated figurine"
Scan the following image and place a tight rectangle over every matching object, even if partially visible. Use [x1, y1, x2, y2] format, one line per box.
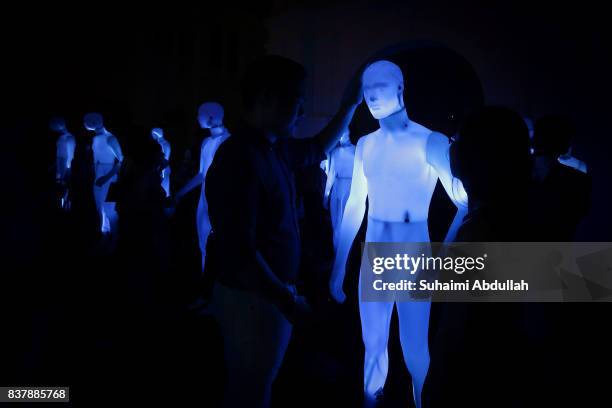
[329, 61, 467, 408]
[151, 128, 172, 197]
[84, 112, 123, 235]
[323, 130, 355, 248]
[175, 102, 230, 270]
[50, 117, 76, 210]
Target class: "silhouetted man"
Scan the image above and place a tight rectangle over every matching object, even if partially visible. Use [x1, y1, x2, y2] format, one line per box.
[205, 55, 362, 408]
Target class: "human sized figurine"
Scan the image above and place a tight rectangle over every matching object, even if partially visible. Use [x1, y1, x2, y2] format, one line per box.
[151, 128, 172, 197]
[323, 129, 355, 248]
[329, 60, 468, 408]
[175, 102, 230, 271]
[50, 117, 76, 210]
[84, 112, 123, 235]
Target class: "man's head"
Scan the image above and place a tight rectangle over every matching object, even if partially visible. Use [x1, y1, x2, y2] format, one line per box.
[83, 112, 104, 131]
[197, 102, 224, 129]
[241, 55, 307, 138]
[49, 117, 67, 133]
[451, 106, 531, 202]
[533, 115, 574, 157]
[362, 60, 405, 120]
[151, 127, 164, 140]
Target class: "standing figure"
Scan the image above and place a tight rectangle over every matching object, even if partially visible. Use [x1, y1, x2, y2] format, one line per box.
[84, 112, 123, 236]
[50, 117, 76, 210]
[329, 60, 467, 408]
[175, 102, 230, 271]
[151, 128, 172, 197]
[324, 130, 356, 248]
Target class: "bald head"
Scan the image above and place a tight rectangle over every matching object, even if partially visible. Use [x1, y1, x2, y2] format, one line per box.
[362, 60, 405, 119]
[83, 112, 104, 131]
[198, 102, 224, 129]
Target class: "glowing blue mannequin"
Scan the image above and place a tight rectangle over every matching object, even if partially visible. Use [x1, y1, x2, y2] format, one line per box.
[329, 61, 468, 408]
[323, 130, 355, 249]
[151, 128, 172, 197]
[50, 117, 76, 209]
[175, 102, 230, 271]
[84, 112, 123, 235]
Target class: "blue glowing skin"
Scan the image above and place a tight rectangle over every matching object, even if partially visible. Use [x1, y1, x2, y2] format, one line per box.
[324, 131, 355, 249]
[84, 112, 123, 235]
[175, 102, 230, 271]
[329, 61, 467, 408]
[151, 128, 172, 197]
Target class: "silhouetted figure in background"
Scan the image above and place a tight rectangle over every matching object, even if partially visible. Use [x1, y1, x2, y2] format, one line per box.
[438, 107, 559, 407]
[115, 128, 171, 316]
[531, 115, 591, 241]
[151, 127, 172, 197]
[50, 117, 76, 210]
[205, 55, 362, 408]
[451, 107, 532, 241]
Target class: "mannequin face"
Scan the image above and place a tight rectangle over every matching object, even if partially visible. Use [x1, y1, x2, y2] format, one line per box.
[362, 61, 404, 120]
[83, 113, 104, 132]
[151, 128, 163, 140]
[198, 102, 224, 129]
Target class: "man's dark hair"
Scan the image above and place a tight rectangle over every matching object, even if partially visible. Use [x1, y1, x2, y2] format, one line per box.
[533, 114, 575, 156]
[241, 55, 307, 111]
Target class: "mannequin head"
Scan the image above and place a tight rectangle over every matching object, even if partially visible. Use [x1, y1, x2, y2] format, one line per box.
[362, 60, 405, 120]
[83, 112, 104, 132]
[151, 127, 164, 140]
[198, 102, 224, 129]
[49, 117, 67, 133]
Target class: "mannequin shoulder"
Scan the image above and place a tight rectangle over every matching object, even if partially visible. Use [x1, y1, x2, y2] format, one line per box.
[425, 131, 452, 165]
[356, 129, 381, 151]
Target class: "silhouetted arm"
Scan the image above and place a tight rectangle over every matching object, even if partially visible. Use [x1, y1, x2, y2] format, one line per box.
[315, 70, 363, 154]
